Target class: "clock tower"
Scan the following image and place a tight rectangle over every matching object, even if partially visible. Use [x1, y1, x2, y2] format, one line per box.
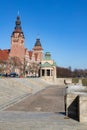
[10, 15, 25, 63]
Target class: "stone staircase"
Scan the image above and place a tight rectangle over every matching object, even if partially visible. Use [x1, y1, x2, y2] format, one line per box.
[0, 78, 49, 110]
[0, 78, 87, 130]
[13, 78, 49, 94]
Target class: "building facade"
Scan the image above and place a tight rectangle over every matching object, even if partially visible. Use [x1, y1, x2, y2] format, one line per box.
[40, 52, 56, 80]
[0, 15, 56, 78]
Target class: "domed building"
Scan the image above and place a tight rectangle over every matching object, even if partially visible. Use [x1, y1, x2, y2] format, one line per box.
[0, 15, 56, 79]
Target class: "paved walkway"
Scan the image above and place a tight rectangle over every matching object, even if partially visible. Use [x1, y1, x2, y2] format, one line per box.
[0, 78, 87, 129]
[5, 85, 65, 112]
[0, 111, 87, 130]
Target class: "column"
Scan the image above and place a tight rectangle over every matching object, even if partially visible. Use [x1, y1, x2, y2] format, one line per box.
[50, 69, 51, 76]
[40, 69, 42, 77]
[45, 69, 47, 76]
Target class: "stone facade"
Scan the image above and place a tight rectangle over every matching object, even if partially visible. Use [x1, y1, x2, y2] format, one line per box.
[0, 15, 56, 77]
[10, 16, 25, 63]
[65, 85, 87, 122]
[10, 16, 43, 64]
[40, 52, 56, 80]
[0, 16, 43, 75]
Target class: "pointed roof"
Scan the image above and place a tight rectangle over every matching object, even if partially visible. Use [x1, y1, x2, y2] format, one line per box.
[40, 61, 56, 67]
[41, 62, 52, 67]
[35, 39, 42, 46]
[11, 15, 24, 37]
[15, 16, 22, 30]
[33, 39, 43, 50]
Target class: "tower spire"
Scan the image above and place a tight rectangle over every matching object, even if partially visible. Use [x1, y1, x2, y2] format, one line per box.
[11, 15, 24, 38]
[15, 15, 21, 30]
[36, 33, 40, 39]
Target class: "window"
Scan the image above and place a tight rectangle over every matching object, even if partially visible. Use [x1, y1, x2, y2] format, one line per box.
[47, 69, 50, 76]
[42, 69, 45, 76]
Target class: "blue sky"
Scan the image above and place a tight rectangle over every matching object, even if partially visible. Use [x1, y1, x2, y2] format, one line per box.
[0, 0, 87, 70]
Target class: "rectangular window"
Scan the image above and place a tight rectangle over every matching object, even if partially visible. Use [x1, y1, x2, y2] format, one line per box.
[42, 69, 45, 76]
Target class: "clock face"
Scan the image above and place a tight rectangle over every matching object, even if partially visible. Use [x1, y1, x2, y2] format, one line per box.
[15, 33, 19, 37]
[13, 38, 19, 42]
[12, 33, 24, 43]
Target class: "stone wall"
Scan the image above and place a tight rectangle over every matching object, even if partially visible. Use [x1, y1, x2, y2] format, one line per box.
[40, 78, 72, 85]
[66, 94, 79, 121]
[55, 78, 72, 85]
[66, 93, 87, 122]
[79, 95, 87, 122]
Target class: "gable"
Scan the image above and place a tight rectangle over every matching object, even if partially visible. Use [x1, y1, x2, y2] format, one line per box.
[41, 62, 52, 67]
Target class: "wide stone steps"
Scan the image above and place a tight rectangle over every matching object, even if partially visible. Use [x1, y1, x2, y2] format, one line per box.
[0, 78, 49, 110]
[12, 78, 49, 94]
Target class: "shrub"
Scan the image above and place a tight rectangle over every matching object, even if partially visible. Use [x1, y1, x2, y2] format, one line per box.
[72, 78, 79, 84]
[82, 78, 87, 86]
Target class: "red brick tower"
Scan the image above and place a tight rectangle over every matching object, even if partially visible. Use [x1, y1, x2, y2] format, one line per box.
[33, 38, 43, 62]
[9, 16, 25, 63]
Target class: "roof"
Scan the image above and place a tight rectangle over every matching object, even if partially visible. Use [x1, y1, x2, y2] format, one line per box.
[35, 39, 42, 46]
[11, 16, 24, 38]
[44, 52, 51, 60]
[33, 39, 43, 51]
[28, 51, 38, 61]
[41, 62, 53, 67]
[0, 49, 10, 61]
[41, 58, 56, 67]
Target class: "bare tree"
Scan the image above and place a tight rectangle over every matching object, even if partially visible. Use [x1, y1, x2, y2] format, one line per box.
[28, 62, 40, 77]
[8, 57, 23, 73]
[0, 60, 8, 73]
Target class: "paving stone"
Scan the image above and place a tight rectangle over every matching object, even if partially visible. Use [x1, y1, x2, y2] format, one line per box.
[0, 111, 86, 130]
[0, 79, 87, 130]
[0, 78, 49, 110]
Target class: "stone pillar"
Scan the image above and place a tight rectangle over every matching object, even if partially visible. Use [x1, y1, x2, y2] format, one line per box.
[50, 69, 51, 76]
[51, 70, 53, 76]
[53, 66, 56, 80]
[45, 69, 47, 76]
[79, 95, 87, 122]
[65, 93, 79, 121]
[40, 69, 42, 77]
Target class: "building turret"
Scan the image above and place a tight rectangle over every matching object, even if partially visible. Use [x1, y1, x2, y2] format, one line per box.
[10, 15, 25, 64]
[15, 16, 21, 30]
[11, 16, 24, 38]
[33, 38, 43, 62]
[33, 38, 43, 50]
